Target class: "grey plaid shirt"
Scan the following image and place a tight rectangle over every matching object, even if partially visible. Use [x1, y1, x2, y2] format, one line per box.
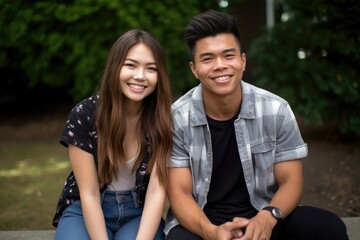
[165, 81, 308, 234]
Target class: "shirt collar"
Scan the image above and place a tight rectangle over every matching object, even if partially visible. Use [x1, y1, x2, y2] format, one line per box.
[190, 81, 256, 127]
[238, 81, 256, 119]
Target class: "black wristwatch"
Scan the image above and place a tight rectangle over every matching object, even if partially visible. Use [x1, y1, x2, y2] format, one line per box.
[262, 206, 283, 221]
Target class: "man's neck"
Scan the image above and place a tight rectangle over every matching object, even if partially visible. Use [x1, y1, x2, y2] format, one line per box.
[203, 91, 242, 121]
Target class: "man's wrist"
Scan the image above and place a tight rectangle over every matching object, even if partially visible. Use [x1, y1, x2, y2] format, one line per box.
[200, 220, 217, 240]
[261, 206, 283, 221]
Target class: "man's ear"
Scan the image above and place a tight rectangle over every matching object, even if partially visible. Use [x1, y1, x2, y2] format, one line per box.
[241, 53, 247, 72]
[189, 61, 198, 79]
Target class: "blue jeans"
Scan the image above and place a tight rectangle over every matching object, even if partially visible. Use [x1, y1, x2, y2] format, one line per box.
[55, 190, 165, 240]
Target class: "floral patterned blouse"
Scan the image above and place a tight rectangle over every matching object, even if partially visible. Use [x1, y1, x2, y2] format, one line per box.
[52, 94, 150, 227]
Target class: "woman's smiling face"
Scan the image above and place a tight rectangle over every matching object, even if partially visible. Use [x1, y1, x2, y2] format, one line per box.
[119, 43, 158, 104]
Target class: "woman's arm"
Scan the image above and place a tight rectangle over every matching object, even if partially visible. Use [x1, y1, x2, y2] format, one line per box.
[68, 144, 108, 240]
[136, 163, 166, 240]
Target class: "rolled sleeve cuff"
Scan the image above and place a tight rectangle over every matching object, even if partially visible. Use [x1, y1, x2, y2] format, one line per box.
[168, 157, 190, 168]
[275, 143, 308, 162]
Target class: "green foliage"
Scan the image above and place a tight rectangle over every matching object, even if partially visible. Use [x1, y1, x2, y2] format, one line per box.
[0, 0, 225, 105]
[249, 0, 360, 135]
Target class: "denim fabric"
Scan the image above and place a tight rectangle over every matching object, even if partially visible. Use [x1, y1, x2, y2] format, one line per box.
[53, 95, 151, 227]
[55, 190, 165, 240]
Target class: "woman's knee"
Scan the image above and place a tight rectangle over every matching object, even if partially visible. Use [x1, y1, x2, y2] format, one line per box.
[55, 216, 90, 240]
[54, 202, 90, 240]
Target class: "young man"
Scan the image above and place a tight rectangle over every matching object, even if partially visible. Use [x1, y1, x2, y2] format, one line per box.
[165, 10, 349, 240]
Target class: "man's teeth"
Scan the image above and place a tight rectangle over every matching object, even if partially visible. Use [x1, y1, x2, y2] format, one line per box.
[214, 76, 229, 81]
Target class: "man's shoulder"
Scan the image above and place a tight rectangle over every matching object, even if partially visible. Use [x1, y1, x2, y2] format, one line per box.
[171, 85, 199, 112]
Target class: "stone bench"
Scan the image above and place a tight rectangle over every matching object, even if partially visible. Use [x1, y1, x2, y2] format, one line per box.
[0, 217, 359, 240]
[0, 230, 55, 240]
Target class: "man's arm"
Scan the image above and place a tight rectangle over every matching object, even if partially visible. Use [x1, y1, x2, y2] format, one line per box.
[168, 167, 249, 240]
[269, 159, 303, 217]
[237, 159, 303, 240]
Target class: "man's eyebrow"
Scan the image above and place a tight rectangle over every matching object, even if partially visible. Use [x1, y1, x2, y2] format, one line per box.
[199, 48, 238, 59]
[199, 52, 213, 59]
[224, 48, 237, 54]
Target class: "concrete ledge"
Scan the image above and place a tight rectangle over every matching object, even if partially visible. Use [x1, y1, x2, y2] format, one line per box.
[0, 230, 55, 240]
[343, 217, 360, 240]
[0, 217, 359, 240]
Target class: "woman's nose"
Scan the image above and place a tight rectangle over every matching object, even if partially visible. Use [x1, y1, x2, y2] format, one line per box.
[133, 68, 145, 80]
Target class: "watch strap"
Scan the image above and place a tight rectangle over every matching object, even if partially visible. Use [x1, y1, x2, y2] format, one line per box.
[262, 206, 283, 221]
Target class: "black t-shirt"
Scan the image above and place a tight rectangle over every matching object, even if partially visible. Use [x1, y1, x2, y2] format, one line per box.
[204, 114, 257, 225]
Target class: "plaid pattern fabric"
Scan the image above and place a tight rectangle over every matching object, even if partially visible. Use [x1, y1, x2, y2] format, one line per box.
[165, 81, 308, 234]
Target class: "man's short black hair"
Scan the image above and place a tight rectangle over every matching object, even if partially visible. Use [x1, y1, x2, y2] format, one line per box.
[184, 9, 242, 62]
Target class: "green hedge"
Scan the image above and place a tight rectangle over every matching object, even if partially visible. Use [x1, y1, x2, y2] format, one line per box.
[249, 0, 360, 135]
[0, 0, 222, 105]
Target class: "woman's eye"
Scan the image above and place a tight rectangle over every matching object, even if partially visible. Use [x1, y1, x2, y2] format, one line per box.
[147, 67, 157, 72]
[124, 63, 135, 68]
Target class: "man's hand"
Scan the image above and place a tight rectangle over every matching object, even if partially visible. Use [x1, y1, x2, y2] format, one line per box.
[210, 218, 249, 240]
[232, 211, 276, 240]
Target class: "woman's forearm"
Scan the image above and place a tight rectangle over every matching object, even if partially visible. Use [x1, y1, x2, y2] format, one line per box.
[136, 168, 166, 240]
[81, 194, 109, 240]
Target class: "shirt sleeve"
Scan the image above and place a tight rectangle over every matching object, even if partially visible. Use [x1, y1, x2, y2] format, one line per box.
[60, 96, 97, 155]
[274, 102, 308, 162]
[169, 110, 191, 168]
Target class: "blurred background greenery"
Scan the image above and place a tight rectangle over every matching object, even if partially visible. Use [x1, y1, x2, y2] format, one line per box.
[1, 0, 359, 134]
[0, 0, 359, 230]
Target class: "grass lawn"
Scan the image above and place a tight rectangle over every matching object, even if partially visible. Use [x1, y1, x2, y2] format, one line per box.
[0, 139, 170, 230]
[0, 140, 70, 230]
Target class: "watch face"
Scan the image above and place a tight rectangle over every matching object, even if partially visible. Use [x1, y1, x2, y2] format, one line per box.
[263, 206, 283, 220]
[272, 208, 283, 219]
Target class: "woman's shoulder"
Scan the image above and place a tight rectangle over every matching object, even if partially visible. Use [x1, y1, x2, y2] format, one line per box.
[70, 94, 99, 114]
[74, 94, 99, 109]
[65, 94, 99, 124]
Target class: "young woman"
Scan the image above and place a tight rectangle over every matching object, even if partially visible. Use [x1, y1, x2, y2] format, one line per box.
[53, 29, 172, 240]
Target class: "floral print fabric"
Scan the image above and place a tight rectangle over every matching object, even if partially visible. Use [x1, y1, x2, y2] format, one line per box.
[52, 95, 150, 227]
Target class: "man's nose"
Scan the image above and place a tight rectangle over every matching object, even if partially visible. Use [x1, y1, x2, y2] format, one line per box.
[214, 58, 226, 70]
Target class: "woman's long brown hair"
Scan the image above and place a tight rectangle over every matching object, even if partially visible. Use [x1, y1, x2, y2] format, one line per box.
[97, 29, 172, 188]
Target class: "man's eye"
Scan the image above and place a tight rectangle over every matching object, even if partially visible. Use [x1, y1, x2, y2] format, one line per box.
[225, 54, 235, 59]
[201, 57, 211, 62]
